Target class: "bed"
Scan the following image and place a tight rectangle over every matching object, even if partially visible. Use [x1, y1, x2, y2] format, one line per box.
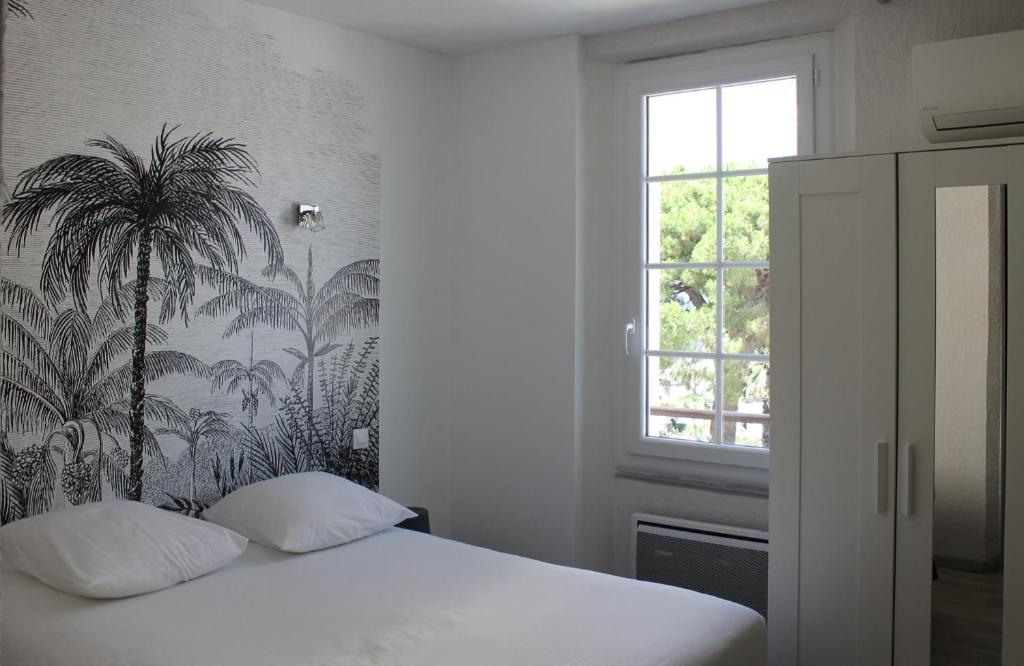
[1, 527, 765, 665]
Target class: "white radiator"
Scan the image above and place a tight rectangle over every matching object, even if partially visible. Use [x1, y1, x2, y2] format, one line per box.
[631, 513, 768, 618]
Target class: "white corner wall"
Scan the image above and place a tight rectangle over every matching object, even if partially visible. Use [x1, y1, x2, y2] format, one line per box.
[377, 39, 458, 538]
[447, 35, 584, 565]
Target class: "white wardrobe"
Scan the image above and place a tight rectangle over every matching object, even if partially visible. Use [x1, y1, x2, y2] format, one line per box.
[768, 142, 1024, 666]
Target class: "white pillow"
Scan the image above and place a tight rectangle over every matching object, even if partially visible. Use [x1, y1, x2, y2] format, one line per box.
[0, 500, 247, 599]
[204, 472, 415, 553]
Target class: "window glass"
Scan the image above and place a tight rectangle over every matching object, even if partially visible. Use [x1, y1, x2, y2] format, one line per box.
[643, 76, 795, 448]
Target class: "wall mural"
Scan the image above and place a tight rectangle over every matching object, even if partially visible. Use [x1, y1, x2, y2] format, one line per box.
[0, 0, 382, 522]
[7, 0, 31, 19]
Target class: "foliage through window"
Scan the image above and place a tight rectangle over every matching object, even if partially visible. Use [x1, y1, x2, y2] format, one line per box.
[643, 77, 796, 449]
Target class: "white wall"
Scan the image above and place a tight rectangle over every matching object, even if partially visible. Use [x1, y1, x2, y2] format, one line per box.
[445, 31, 775, 573]
[586, 0, 852, 63]
[376, 33, 457, 538]
[446, 35, 583, 565]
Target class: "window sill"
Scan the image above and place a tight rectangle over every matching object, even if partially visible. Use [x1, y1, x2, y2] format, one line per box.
[615, 448, 769, 497]
[633, 437, 769, 469]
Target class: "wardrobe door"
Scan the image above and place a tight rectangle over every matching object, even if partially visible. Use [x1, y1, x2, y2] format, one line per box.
[896, 146, 1017, 665]
[1007, 146, 1024, 666]
[769, 155, 897, 666]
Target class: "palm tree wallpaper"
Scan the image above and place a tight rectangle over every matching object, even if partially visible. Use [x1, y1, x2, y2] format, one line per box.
[0, 0, 383, 523]
[211, 334, 286, 426]
[7, 0, 31, 19]
[0, 277, 204, 518]
[198, 249, 380, 461]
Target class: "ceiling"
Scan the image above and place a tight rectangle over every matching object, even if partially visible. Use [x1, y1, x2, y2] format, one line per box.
[246, 0, 776, 55]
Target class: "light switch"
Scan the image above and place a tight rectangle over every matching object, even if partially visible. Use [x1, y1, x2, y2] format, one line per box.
[353, 428, 370, 450]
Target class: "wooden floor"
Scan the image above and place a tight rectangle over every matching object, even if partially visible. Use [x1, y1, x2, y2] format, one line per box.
[931, 567, 1003, 665]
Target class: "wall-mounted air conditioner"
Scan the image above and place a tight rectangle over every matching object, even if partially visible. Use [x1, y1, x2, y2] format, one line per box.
[913, 29, 1024, 144]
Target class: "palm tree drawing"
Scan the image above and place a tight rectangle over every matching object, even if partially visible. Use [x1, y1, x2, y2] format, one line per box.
[8, 1, 31, 19]
[311, 338, 380, 488]
[199, 248, 379, 454]
[0, 278, 202, 506]
[211, 333, 285, 425]
[155, 408, 232, 502]
[2, 125, 284, 501]
[1, 432, 56, 523]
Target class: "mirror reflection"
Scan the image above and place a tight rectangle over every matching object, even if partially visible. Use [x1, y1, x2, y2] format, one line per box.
[933, 185, 1006, 665]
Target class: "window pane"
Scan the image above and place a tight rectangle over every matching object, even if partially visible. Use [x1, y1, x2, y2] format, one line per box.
[647, 269, 717, 352]
[723, 268, 769, 355]
[647, 88, 717, 177]
[647, 356, 716, 442]
[648, 179, 717, 264]
[723, 175, 769, 262]
[722, 360, 770, 447]
[640, 75, 786, 452]
[722, 77, 797, 170]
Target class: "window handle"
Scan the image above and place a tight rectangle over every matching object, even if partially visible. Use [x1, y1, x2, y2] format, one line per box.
[624, 319, 637, 356]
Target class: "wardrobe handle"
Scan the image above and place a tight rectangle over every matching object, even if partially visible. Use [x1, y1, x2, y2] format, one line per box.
[901, 444, 915, 518]
[876, 442, 888, 513]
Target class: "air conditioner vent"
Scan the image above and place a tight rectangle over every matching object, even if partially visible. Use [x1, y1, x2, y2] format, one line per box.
[913, 30, 1024, 143]
[933, 106, 1024, 132]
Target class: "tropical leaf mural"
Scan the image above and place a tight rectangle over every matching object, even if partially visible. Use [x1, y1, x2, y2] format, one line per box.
[1, 0, 382, 522]
[0, 129, 381, 520]
[211, 333, 285, 424]
[0, 431, 56, 524]
[0, 278, 203, 518]
[3, 125, 285, 502]
[198, 249, 379, 456]
[154, 408, 232, 502]
[8, 0, 31, 19]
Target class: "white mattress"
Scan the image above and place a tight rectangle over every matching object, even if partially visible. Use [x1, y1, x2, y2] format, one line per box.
[1, 528, 765, 665]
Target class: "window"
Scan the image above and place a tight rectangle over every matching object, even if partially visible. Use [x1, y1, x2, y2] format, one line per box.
[644, 78, 793, 450]
[616, 35, 830, 480]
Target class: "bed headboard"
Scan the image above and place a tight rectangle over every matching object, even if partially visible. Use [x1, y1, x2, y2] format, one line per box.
[0, 0, 381, 523]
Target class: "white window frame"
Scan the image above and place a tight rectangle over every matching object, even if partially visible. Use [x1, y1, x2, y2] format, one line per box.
[613, 33, 835, 491]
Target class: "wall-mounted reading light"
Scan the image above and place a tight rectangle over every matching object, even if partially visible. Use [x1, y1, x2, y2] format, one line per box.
[298, 204, 325, 233]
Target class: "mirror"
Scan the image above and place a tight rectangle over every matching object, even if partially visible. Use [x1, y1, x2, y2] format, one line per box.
[933, 185, 1006, 665]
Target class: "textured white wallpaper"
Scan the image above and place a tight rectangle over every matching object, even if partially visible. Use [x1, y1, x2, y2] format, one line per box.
[0, 0, 382, 520]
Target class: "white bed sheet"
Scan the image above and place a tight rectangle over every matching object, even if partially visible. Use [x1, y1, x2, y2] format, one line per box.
[1, 528, 765, 666]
